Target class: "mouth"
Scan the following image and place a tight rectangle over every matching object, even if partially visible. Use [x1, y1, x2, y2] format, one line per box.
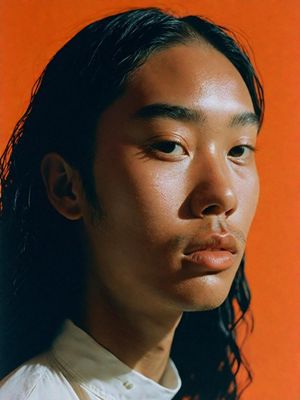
[183, 234, 238, 272]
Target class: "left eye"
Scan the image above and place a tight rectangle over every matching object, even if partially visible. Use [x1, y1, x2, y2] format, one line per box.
[228, 145, 255, 159]
[150, 141, 186, 155]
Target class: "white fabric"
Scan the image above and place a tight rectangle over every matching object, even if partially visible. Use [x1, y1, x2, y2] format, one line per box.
[0, 320, 181, 399]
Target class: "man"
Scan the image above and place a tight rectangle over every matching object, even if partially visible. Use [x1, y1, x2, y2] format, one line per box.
[0, 7, 264, 400]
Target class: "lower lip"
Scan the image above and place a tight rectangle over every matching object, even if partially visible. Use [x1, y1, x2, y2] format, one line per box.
[184, 250, 234, 271]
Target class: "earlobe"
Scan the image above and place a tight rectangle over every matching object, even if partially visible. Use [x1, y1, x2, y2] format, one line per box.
[40, 153, 83, 220]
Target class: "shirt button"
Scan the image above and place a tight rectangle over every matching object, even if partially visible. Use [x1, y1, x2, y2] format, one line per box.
[123, 381, 134, 390]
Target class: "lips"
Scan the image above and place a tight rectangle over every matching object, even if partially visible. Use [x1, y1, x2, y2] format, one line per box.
[183, 234, 238, 271]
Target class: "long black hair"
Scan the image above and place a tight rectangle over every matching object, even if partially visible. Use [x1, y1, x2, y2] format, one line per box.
[0, 8, 264, 399]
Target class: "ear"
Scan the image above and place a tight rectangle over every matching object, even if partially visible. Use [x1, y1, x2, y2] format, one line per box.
[40, 153, 84, 220]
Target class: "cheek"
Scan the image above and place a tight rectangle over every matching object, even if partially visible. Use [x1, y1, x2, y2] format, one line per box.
[94, 152, 188, 238]
[130, 169, 184, 223]
[89, 153, 188, 287]
[234, 167, 259, 234]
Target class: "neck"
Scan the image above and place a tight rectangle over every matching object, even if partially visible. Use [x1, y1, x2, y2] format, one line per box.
[77, 276, 182, 383]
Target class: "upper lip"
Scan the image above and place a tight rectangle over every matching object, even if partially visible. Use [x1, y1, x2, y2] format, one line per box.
[184, 234, 238, 255]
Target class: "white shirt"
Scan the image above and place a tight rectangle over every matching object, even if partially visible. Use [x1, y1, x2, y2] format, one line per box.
[0, 320, 181, 400]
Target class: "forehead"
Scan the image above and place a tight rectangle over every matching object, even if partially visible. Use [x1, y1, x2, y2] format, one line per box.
[125, 42, 254, 115]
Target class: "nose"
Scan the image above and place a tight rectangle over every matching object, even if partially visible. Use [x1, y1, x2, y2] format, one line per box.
[189, 159, 237, 219]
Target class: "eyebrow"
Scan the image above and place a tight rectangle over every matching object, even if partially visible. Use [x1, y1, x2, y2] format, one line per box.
[229, 112, 259, 128]
[134, 103, 206, 123]
[134, 102, 259, 128]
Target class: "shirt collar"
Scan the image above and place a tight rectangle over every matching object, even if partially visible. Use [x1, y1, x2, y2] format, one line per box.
[51, 320, 181, 400]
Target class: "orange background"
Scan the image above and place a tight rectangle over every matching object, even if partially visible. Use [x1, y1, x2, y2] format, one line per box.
[0, 1, 299, 398]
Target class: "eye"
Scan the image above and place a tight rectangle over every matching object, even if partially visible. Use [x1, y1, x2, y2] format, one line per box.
[150, 141, 186, 155]
[228, 144, 256, 161]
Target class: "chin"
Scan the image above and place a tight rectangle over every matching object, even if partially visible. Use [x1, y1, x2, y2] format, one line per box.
[195, 294, 229, 312]
[182, 294, 229, 312]
[171, 273, 234, 312]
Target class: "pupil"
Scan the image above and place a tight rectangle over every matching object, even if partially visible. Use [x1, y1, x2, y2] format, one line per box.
[230, 146, 244, 157]
[155, 142, 176, 153]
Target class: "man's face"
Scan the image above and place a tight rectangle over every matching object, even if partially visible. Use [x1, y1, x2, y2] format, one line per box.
[81, 42, 259, 315]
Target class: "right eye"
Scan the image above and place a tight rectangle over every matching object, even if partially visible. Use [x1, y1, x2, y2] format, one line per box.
[150, 141, 186, 155]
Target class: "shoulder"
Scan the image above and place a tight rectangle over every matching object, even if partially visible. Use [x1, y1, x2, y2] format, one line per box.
[0, 353, 79, 400]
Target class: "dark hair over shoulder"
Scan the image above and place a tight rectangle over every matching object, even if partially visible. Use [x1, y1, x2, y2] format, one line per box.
[0, 7, 264, 399]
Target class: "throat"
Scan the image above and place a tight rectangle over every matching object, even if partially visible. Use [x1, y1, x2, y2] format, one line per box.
[79, 269, 183, 383]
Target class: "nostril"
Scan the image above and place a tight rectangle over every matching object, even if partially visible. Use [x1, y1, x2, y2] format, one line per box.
[225, 207, 234, 217]
[201, 204, 221, 216]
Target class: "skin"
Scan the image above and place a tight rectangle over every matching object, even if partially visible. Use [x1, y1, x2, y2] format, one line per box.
[41, 41, 259, 385]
